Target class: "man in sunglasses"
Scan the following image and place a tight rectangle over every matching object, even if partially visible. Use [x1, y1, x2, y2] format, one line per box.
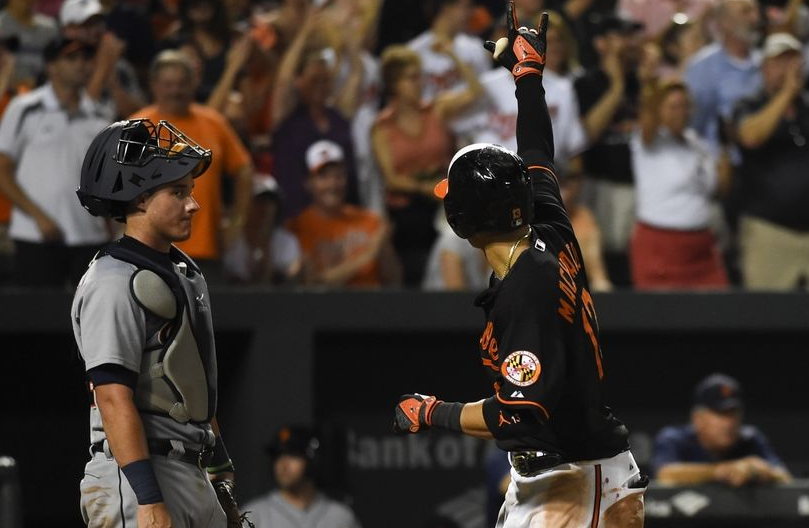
[0, 36, 113, 289]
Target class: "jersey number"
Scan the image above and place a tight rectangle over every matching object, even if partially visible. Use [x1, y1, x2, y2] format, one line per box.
[580, 287, 603, 379]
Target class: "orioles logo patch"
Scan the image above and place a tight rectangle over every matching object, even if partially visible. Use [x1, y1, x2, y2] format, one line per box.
[501, 351, 541, 387]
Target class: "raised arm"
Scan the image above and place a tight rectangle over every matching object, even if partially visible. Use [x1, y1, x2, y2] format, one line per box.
[206, 35, 253, 113]
[483, 4, 554, 167]
[736, 56, 803, 149]
[433, 37, 484, 122]
[484, 2, 570, 231]
[271, 7, 320, 130]
[581, 35, 626, 142]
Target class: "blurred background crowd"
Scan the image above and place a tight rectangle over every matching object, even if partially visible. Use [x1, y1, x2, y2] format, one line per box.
[0, 0, 808, 293]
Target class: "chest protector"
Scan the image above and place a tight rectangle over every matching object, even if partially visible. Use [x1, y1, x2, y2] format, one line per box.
[100, 242, 217, 424]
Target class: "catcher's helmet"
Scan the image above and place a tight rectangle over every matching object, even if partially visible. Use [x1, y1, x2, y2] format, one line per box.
[77, 119, 212, 220]
[435, 143, 533, 239]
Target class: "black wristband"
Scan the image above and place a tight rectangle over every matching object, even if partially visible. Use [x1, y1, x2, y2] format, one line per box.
[121, 459, 163, 505]
[207, 434, 235, 475]
[431, 402, 464, 432]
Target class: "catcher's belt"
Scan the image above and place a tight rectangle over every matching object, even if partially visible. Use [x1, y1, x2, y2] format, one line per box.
[508, 450, 563, 477]
[91, 439, 214, 469]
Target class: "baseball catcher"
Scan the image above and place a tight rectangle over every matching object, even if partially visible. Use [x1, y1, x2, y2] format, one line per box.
[73, 119, 252, 527]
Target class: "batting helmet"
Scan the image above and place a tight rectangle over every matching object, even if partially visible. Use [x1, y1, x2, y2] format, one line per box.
[435, 143, 533, 239]
[77, 119, 212, 220]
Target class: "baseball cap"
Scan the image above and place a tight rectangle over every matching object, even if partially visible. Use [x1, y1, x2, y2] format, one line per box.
[692, 373, 743, 412]
[43, 37, 96, 63]
[0, 35, 19, 52]
[762, 32, 802, 59]
[252, 175, 282, 198]
[589, 12, 644, 36]
[59, 0, 104, 26]
[305, 140, 344, 173]
[265, 425, 320, 458]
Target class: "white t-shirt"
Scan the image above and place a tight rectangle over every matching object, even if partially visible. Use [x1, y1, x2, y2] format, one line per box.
[456, 69, 587, 173]
[407, 30, 492, 102]
[0, 84, 112, 245]
[223, 228, 301, 282]
[630, 128, 718, 230]
[422, 224, 490, 291]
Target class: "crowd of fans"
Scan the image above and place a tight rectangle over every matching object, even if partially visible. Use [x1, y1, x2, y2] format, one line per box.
[0, 0, 807, 291]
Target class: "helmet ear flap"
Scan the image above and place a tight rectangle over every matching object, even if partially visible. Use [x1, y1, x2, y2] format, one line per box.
[117, 122, 153, 163]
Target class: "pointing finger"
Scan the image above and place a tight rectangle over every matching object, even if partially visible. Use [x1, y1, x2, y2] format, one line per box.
[537, 11, 549, 44]
[507, 1, 519, 40]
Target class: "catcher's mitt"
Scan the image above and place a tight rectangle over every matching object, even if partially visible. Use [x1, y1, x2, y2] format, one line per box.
[213, 479, 255, 528]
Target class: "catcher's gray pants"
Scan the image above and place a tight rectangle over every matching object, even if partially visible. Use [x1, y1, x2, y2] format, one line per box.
[80, 443, 227, 528]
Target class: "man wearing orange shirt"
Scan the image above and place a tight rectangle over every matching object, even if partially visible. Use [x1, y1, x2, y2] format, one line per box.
[288, 140, 401, 288]
[130, 49, 253, 281]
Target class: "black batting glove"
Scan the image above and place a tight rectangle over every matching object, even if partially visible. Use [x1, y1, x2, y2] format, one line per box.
[484, 1, 548, 80]
[393, 393, 441, 434]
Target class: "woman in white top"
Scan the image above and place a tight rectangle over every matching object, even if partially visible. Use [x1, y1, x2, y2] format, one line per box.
[629, 79, 729, 289]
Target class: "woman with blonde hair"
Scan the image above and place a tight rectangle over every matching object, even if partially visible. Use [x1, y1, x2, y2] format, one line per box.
[371, 43, 481, 286]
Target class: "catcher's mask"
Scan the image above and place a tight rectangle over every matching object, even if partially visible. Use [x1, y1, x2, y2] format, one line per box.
[435, 143, 533, 239]
[77, 119, 212, 221]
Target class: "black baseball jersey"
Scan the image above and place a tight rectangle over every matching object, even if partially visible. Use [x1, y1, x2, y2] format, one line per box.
[477, 75, 628, 461]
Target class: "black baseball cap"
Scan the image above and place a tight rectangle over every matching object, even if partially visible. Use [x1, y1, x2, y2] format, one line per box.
[589, 12, 644, 36]
[0, 35, 19, 52]
[265, 425, 319, 458]
[692, 373, 743, 412]
[43, 37, 96, 63]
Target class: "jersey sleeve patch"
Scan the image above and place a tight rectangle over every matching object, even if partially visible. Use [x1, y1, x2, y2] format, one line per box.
[501, 350, 541, 387]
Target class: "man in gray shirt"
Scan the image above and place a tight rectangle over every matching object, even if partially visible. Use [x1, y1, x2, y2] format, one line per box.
[244, 426, 361, 528]
[71, 119, 245, 527]
[0, 0, 58, 87]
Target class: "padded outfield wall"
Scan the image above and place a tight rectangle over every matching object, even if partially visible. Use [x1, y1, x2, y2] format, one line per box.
[1, 290, 807, 527]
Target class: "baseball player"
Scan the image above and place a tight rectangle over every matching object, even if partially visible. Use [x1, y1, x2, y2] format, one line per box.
[392, 4, 647, 527]
[72, 119, 249, 528]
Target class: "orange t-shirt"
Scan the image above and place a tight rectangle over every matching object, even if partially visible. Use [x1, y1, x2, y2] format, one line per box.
[287, 205, 382, 287]
[130, 104, 251, 260]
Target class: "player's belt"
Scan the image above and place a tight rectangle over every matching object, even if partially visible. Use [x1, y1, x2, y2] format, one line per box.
[91, 440, 214, 469]
[508, 450, 563, 477]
